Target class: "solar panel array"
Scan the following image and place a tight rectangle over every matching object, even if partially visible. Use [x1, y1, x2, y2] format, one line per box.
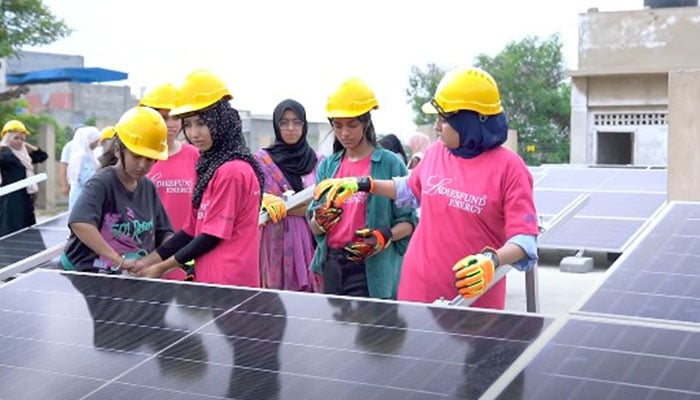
[0, 212, 69, 269]
[0, 270, 552, 400]
[532, 165, 667, 252]
[483, 201, 700, 399]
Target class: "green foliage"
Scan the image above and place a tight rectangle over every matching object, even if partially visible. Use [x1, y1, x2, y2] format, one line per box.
[405, 63, 446, 126]
[0, 0, 72, 57]
[474, 34, 571, 165]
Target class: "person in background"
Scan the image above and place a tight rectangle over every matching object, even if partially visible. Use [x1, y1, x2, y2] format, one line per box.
[140, 83, 200, 280]
[60, 107, 173, 273]
[378, 133, 408, 164]
[308, 78, 417, 299]
[142, 83, 200, 232]
[315, 67, 539, 309]
[67, 126, 101, 210]
[407, 131, 432, 169]
[254, 98, 321, 291]
[124, 69, 280, 288]
[0, 120, 49, 236]
[95, 126, 116, 161]
[59, 124, 80, 198]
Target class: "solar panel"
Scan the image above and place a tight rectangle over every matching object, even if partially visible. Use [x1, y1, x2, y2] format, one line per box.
[578, 202, 700, 323]
[533, 166, 667, 251]
[0, 227, 69, 268]
[0, 269, 553, 400]
[493, 317, 700, 399]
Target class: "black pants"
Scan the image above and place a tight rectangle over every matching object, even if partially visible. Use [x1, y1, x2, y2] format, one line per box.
[323, 248, 369, 297]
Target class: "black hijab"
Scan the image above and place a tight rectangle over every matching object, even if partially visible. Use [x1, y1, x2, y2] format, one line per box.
[265, 99, 317, 192]
[191, 100, 265, 209]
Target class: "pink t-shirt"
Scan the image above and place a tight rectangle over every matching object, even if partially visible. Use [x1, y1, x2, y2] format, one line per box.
[397, 142, 539, 309]
[147, 143, 199, 231]
[327, 154, 371, 249]
[182, 160, 261, 287]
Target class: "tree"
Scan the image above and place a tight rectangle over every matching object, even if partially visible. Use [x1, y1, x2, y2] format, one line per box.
[0, 0, 72, 57]
[475, 34, 570, 164]
[405, 63, 446, 126]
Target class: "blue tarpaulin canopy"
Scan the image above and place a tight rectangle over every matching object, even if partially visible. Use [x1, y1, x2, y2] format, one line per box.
[6, 67, 128, 85]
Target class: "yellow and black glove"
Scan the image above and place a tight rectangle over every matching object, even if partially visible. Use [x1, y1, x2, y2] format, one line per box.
[344, 227, 392, 262]
[261, 193, 287, 224]
[313, 176, 374, 208]
[452, 247, 499, 299]
[311, 203, 343, 233]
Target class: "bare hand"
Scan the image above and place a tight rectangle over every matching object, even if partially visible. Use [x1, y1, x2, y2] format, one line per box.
[24, 142, 38, 152]
[136, 264, 166, 278]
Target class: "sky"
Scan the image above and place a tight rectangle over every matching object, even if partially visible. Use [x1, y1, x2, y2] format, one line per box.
[28, 0, 640, 140]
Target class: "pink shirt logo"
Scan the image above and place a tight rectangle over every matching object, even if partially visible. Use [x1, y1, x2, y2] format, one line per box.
[424, 175, 486, 214]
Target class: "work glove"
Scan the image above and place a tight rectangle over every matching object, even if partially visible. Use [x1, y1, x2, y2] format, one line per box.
[261, 193, 287, 224]
[313, 176, 374, 208]
[311, 204, 343, 233]
[344, 227, 392, 262]
[452, 247, 500, 299]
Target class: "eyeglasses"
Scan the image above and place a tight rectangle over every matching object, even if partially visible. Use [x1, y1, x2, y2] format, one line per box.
[430, 99, 455, 120]
[279, 119, 304, 129]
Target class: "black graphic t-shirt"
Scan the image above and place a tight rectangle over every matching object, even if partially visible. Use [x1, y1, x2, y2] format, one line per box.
[63, 168, 173, 272]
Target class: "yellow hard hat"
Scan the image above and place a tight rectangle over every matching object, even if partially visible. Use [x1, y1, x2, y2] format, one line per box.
[139, 83, 178, 110]
[114, 107, 168, 160]
[422, 67, 502, 116]
[326, 78, 379, 119]
[99, 126, 116, 144]
[1, 120, 30, 137]
[169, 69, 232, 117]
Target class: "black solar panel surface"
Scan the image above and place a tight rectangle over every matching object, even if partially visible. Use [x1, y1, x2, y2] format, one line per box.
[0, 270, 552, 400]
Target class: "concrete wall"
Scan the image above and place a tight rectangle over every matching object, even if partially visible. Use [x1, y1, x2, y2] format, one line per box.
[578, 7, 700, 73]
[571, 6, 700, 166]
[667, 69, 700, 201]
[5, 50, 84, 74]
[23, 82, 136, 129]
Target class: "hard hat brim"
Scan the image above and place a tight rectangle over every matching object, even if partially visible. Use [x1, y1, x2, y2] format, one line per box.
[421, 102, 438, 114]
[122, 141, 168, 161]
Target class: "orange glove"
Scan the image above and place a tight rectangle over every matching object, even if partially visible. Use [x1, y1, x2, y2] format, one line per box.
[313, 176, 373, 208]
[344, 227, 392, 261]
[261, 193, 287, 224]
[452, 247, 500, 299]
[311, 204, 343, 233]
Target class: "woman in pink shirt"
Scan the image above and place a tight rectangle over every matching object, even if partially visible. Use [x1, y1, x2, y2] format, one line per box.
[139, 83, 200, 280]
[126, 70, 266, 287]
[315, 67, 539, 309]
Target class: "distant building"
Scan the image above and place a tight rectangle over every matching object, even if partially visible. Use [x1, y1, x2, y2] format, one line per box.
[5, 50, 136, 129]
[570, 4, 700, 166]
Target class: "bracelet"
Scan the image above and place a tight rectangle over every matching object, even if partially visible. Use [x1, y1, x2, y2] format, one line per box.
[110, 255, 125, 271]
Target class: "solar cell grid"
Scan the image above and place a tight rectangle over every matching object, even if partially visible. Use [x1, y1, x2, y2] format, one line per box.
[579, 202, 700, 323]
[0, 270, 553, 400]
[495, 318, 700, 400]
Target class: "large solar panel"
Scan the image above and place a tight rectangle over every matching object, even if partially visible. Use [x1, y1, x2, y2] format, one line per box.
[492, 317, 700, 399]
[533, 165, 667, 252]
[0, 269, 553, 400]
[0, 212, 69, 269]
[577, 202, 700, 323]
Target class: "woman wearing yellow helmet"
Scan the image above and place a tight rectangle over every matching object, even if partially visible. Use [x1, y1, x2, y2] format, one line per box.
[315, 67, 539, 309]
[307, 78, 417, 299]
[123, 70, 266, 288]
[0, 120, 49, 236]
[141, 83, 200, 233]
[60, 107, 174, 273]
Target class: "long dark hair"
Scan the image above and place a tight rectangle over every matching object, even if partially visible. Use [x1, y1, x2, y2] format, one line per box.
[378, 133, 407, 164]
[331, 112, 377, 153]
